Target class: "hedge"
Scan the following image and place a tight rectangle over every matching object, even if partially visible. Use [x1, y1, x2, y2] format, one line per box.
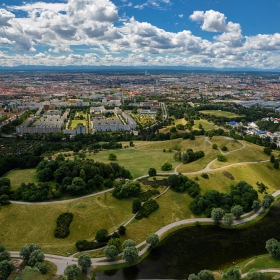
[75, 240, 105, 251]
[135, 199, 159, 219]
[54, 212, 73, 238]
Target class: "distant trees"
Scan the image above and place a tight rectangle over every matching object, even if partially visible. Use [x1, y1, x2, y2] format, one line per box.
[223, 267, 241, 279]
[168, 174, 200, 196]
[263, 147, 272, 155]
[189, 269, 215, 280]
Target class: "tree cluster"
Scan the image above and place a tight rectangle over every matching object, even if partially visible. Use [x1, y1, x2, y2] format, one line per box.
[168, 174, 200, 197]
[135, 199, 159, 219]
[0, 244, 14, 280]
[266, 238, 280, 259]
[190, 181, 258, 216]
[54, 212, 74, 238]
[112, 181, 141, 199]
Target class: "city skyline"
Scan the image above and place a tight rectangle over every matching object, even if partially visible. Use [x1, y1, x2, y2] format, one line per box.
[0, 0, 280, 69]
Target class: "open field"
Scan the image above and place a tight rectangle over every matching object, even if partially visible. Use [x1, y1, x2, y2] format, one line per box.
[199, 110, 245, 118]
[70, 119, 87, 130]
[0, 192, 133, 255]
[210, 142, 269, 169]
[5, 169, 39, 189]
[88, 148, 176, 178]
[193, 119, 218, 130]
[131, 113, 157, 126]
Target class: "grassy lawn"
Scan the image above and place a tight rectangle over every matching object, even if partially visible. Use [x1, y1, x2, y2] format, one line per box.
[187, 162, 280, 197]
[199, 110, 245, 118]
[8, 260, 57, 280]
[193, 119, 218, 130]
[5, 169, 39, 189]
[210, 142, 269, 169]
[70, 119, 87, 130]
[0, 192, 133, 255]
[210, 137, 244, 152]
[88, 149, 176, 178]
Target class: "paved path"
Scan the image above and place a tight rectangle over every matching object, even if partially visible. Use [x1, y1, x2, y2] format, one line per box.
[241, 269, 280, 278]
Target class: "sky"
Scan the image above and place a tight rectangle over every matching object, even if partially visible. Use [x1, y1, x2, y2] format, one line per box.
[0, 0, 280, 69]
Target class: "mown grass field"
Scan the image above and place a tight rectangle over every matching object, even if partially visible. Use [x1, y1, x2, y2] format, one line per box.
[70, 119, 87, 130]
[5, 169, 39, 189]
[193, 119, 218, 130]
[0, 192, 133, 255]
[88, 148, 176, 178]
[199, 110, 245, 118]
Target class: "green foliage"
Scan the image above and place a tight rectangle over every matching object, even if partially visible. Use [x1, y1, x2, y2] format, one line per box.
[0, 260, 15, 280]
[118, 225, 126, 235]
[27, 249, 45, 267]
[132, 198, 142, 214]
[212, 144, 218, 150]
[263, 147, 272, 155]
[274, 159, 279, 169]
[146, 234, 159, 248]
[112, 181, 141, 199]
[270, 155, 275, 163]
[35, 262, 48, 274]
[266, 238, 280, 259]
[252, 200, 260, 212]
[221, 146, 228, 151]
[137, 190, 160, 202]
[104, 245, 119, 260]
[256, 182, 268, 194]
[211, 208, 225, 225]
[78, 253, 92, 270]
[122, 246, 139, 263]
[217, 154, 227, 162]
[0, 195, 10, 205]
[247, 268, 263, 280]
[108, 153, 117, 160]
[201, 173, 209, 179]
[95, 228, 108, 243]
[108, 238, 121, 250]
[148, 168, 157, 177]
[223, 267, 241, 279]
[0, 245, 10, 262]
[54, 212, 73, 238]
[197, 269, 215, 280]
[223, 213, 234, 227]
[20, 244, 41, 260]
[261, 194, 275, 209]
[161, 162, 172, 171]
[64, 264, 81, 280]
[122, 239, 136, 249]
[75, 240, 104, 252]
[135, 199, 159, 219]
[231, 205, 243, 219]
[188, 274, 200, 280]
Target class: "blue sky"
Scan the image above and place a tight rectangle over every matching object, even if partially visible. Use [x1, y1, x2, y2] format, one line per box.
[0, 0, 280, 69]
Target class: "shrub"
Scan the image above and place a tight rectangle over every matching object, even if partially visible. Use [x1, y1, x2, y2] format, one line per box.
[135, 199, 159, 219]
[161, 163, 172, 171]
[75, 240, 105, 252]
[95, 229, 108, 243]
[137, 190, 160, 202]
[54, 213, 73, 238]
[201, 173, 209, 179]
[223, 171, 234, 180]
[212, 144, 218, 149]
[118, 225, 126, 235]
[221, 146, 228, 151]
[217, 154, 227, 162]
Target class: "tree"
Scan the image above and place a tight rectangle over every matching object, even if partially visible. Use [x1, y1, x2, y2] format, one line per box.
[247, 268, 263, 280]
[93, 174, 103, 189]
[0, 195, 10, 205]
[0, 245, 10, 262]
[20, 244, 41, 260]
[108, 153, 117, 160]
[0, 260, 14, 280]
[118, 225, 126, 235]
[95, 229, 108, 243]
[78, 254, 92, 270]
[223, 213, 234, 227]
[266, 238, 280, 259]
[122, 246, 139, 263]
[37, 168, 53, 182]
[274, 159, 279, 169]
[252, 200, 260, 212]
[148, 168, 157, 177]
[224, 267, 241, 279]
[261, 194, 275, 209]
[161, 163, 172, 171]
[146, 234, 159, 248]
[28, 249, 45, 267]
[231, 205, 243, 219]
[188, 274, 200, 280]
[132, 198, 142, 214]
[198, 269, 215, 280]
[264, 147, 272, 155]
[181, 153, 190, 164]
[217, 154, 227, 162]
[67, 177, 86, 195]
[211, 208, 225, 225]
[64, 264, 81, 280]
[122, 239, 136, 249]
[104, 245, 119, 260]
[212, 144, 218, 150]
[108, 238, 121, 250]
[270, 155, 275, 163]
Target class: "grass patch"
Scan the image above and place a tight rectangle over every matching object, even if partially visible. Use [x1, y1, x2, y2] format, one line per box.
[199, 110, 245, 118]
[88, 149, 176, 178]
[0, 193, 133, 255]
[193, 119, 218, 130]
[5, 169, 39, 190]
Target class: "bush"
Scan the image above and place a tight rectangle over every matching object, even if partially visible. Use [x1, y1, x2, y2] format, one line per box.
[212, 144, 218, 149]
[137, 190, 160, 202]
[118, 225, 126, 235]
[95, 229, 108, 243]
[161, 163, 172, 171]
[54, 213, 73, 238]
[217, 154, 227, 162]
[75, 240, 105, 252]
[135, 199, 159, 219]
[201, 173, 209, 179]
[223, 171, 234, 180]
[221, 146, 228, 151]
